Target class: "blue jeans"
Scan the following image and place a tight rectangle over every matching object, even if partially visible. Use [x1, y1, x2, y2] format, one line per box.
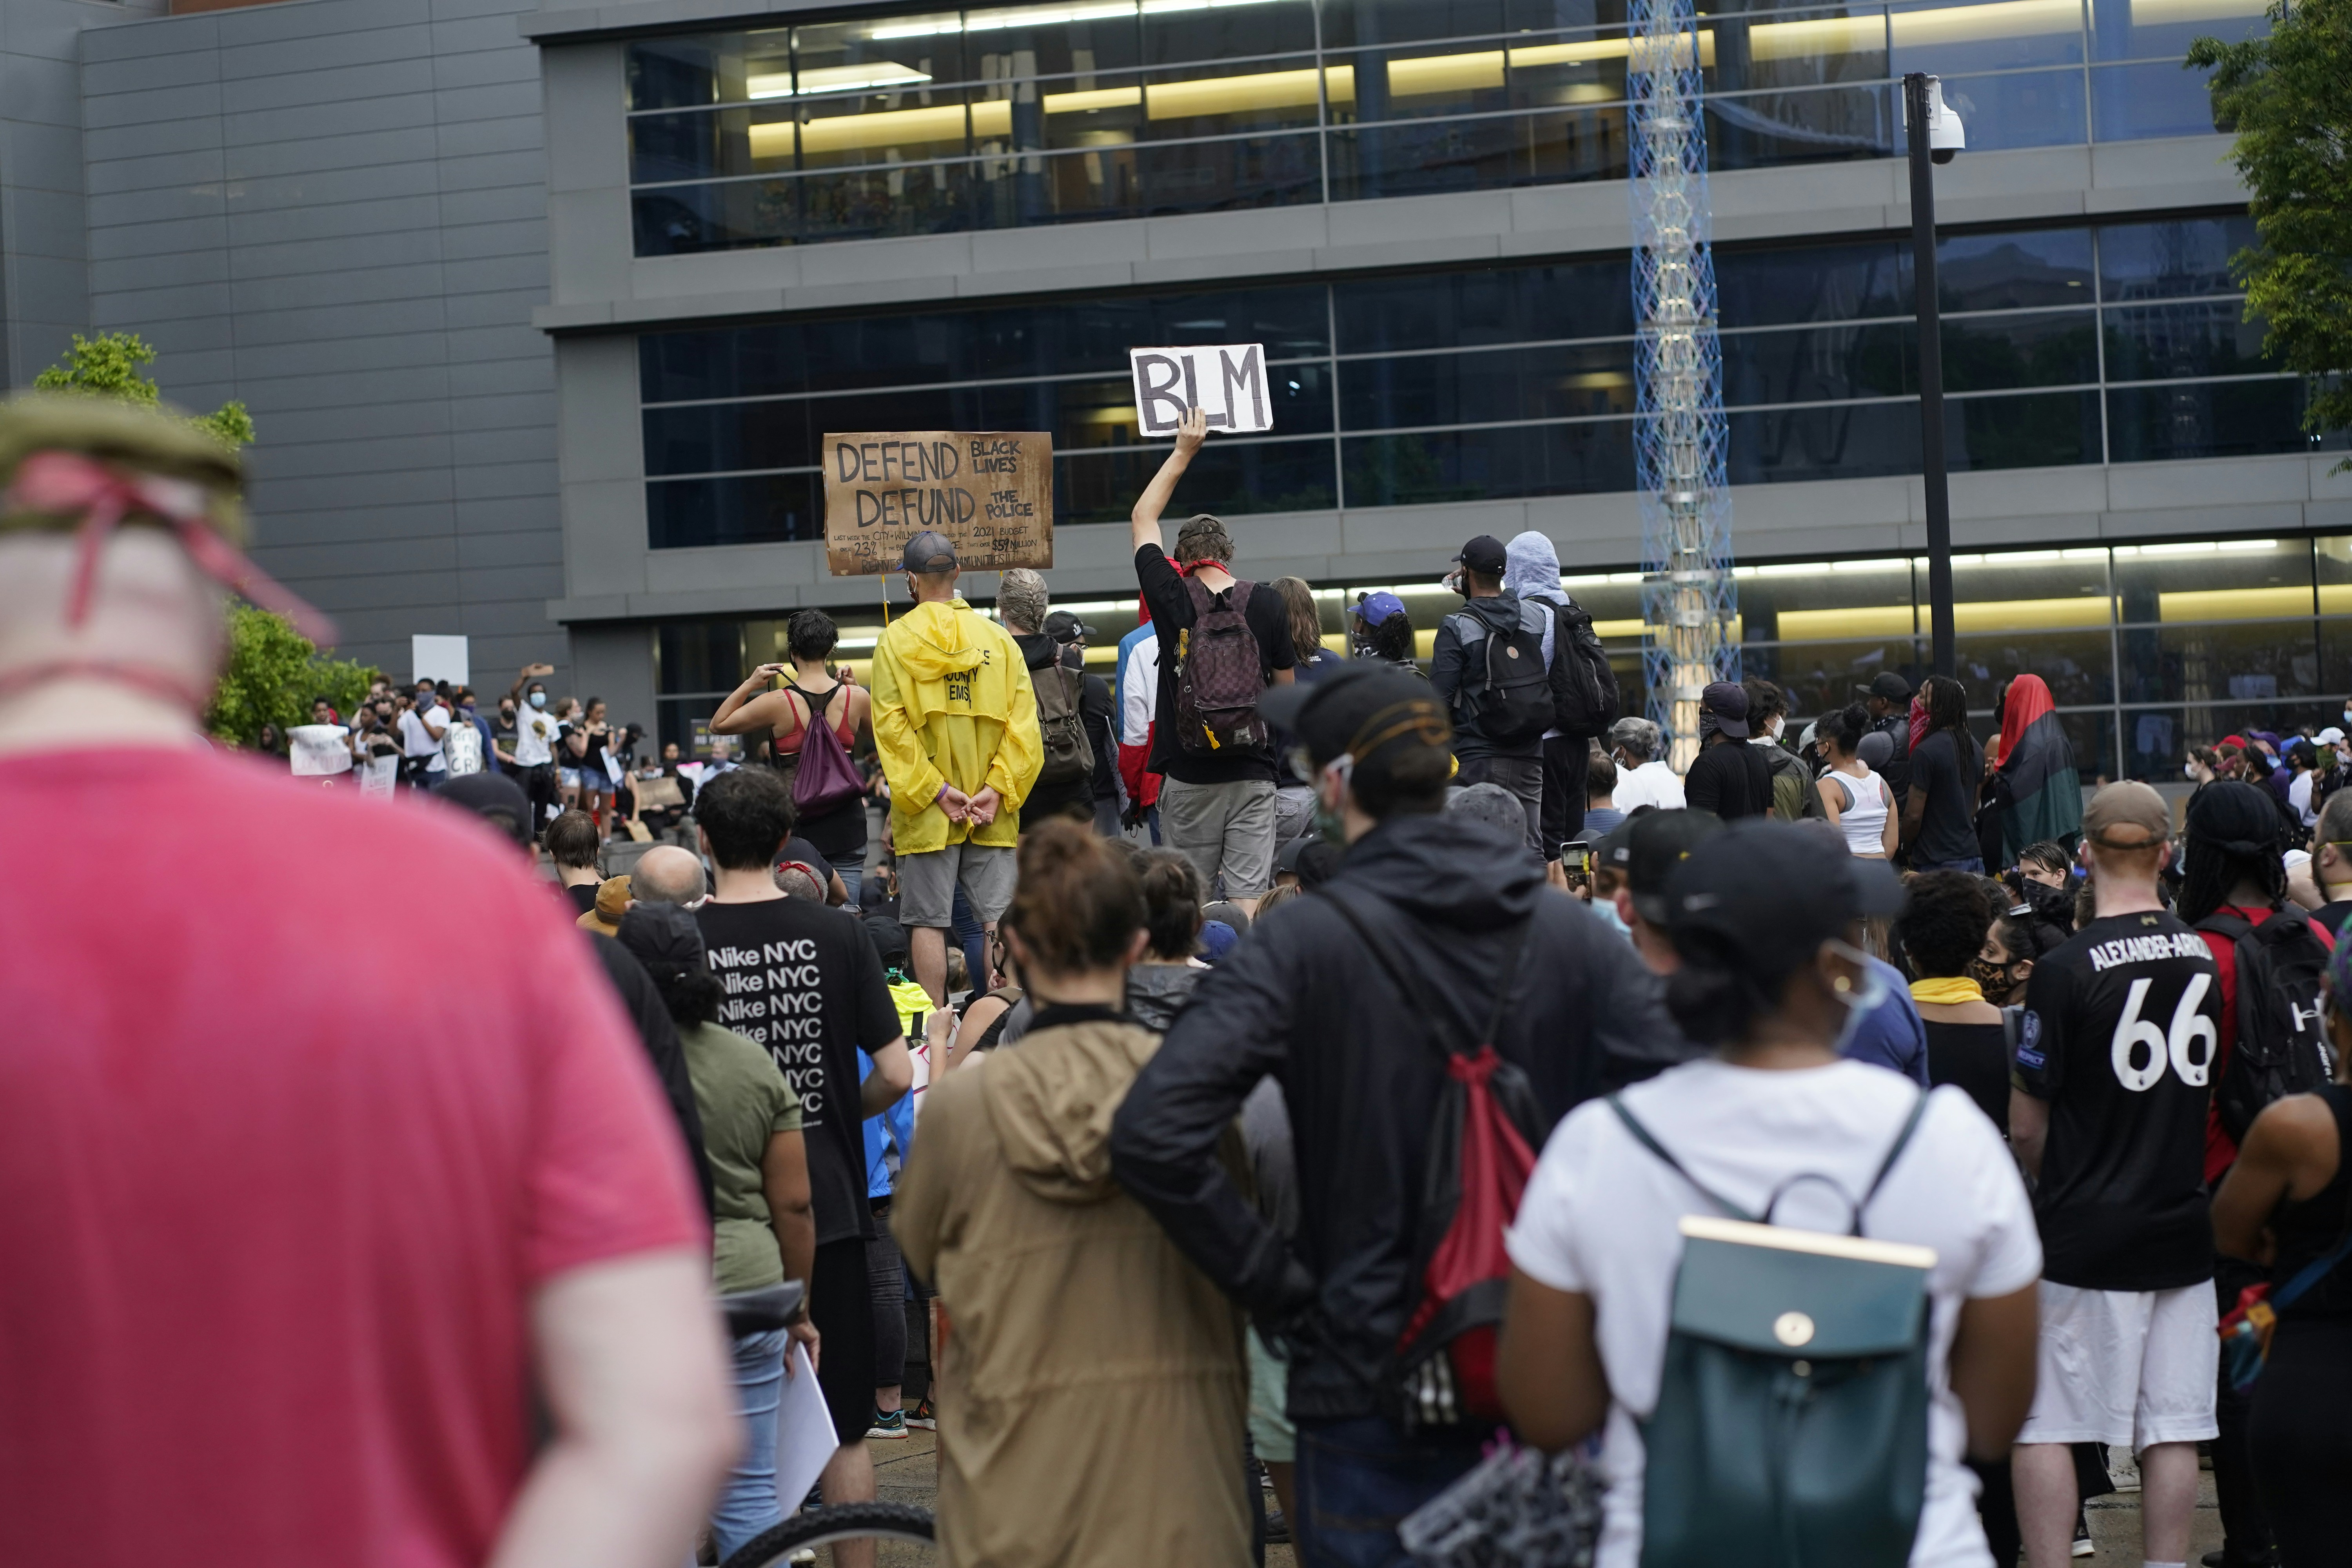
[950, 886, 987, 989]
[712, 1328, 788, 1560]
[1294, 1415, 1486, 1568]
[837, 863, 862, 910]
[1914, 855, 1985, 874]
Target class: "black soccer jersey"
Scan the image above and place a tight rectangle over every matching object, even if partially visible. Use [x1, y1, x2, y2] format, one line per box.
[2013, 909, 2222, 1290]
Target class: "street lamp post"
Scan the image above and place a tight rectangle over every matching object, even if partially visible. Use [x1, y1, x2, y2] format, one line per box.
[1904, 71, 1963, 680]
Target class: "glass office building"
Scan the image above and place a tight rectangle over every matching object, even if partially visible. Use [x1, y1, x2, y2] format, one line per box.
[524, 0, 2341, 784]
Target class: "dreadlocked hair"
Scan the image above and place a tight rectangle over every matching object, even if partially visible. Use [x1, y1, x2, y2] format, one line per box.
[2178, 839, 2285, 925]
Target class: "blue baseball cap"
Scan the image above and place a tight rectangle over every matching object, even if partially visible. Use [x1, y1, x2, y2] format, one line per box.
[1198, 920, 1240, 964]
[1351, 590, 1406, 626]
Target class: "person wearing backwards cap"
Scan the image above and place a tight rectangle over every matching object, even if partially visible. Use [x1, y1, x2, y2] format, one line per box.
[1129, 406, 1298, 916]
[1433, 532, 1551, 853]
[1349, 590, 1423, 671]
[1679, 680, 1774, 820]
[0, 394, 735, 1568]
[870, 528, 1044, 1007]
[1498, 820, 2042, 1568]
[1111, 664, 1687, 1564]
[2008, 781, 2227, 1568]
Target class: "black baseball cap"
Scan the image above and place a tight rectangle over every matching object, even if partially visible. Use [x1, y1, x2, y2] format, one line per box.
[1661, 819, 1904, 978]
[900, 530, 958, 573]
[1609, 808, 1727, 924]
[1855, 671, 1911, 702]
[435, 771, 534, 847]
[1276, 835, 1341, 886]
[864, 914, 912, 969]
[1454, 535, 1508, 576]
[1044, 609, 1094, 644]
[1700, 680, 1750, 739]
[1258, 664, 1452, 787]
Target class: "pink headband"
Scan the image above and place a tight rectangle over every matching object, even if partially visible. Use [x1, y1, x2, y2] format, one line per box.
[7, 448, 335, 646]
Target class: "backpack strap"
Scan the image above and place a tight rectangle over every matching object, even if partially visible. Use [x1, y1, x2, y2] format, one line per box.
[1855, 1089, 1933, 1232]
[1319, 889, 1532, 1057]
[1608, 1096, 1760, 1224]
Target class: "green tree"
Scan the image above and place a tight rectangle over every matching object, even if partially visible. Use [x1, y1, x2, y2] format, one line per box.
[207, 605, 379, 747]
[2190, 0, 2352, 462]
[33, 330, 255, 448]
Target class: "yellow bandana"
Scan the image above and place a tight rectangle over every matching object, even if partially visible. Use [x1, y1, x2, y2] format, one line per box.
[1909, 976, 1984, 1006]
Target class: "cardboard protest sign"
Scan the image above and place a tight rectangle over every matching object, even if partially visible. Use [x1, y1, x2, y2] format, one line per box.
[822, 431, 1053, 576]
[1128, 343, 1273, 437]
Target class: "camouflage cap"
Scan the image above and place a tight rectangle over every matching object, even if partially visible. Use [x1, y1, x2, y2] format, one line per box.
[0, 392, 245, 544]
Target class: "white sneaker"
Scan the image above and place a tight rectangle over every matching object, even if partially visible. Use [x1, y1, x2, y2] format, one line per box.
[2073, 1510, 2096, 1557]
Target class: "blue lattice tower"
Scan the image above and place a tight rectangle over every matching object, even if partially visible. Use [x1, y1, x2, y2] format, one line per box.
[1628, 0, 1738, 772]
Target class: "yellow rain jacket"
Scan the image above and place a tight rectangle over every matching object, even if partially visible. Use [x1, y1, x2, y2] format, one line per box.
[871, 596, 1042, 855]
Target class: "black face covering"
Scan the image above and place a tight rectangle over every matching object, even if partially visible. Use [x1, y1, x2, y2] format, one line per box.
[2020, 878, 2074, 928]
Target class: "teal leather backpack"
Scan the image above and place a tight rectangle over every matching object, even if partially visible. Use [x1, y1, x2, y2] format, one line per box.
[1609, 1093, 1936, 1568]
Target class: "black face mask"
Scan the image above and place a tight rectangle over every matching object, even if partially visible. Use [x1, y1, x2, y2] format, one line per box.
[2022, 879, 2073, 923]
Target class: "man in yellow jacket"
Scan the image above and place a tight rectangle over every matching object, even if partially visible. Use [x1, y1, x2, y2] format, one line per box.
[871, 531, 1044, 1004]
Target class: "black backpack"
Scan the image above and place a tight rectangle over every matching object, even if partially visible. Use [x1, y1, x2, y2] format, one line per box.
[1548, 599, 1621, 740]
[1444, 601, 1554, 748]
[2196, 907, 2335, 1144]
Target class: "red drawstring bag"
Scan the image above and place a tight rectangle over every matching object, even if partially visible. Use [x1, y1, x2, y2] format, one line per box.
[1323, 895, 1549, 1428]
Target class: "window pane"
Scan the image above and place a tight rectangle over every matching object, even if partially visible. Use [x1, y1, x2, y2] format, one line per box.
[1945, 309, 2100, 391]
[972, 144, 1144, 225]
[1058, 437, 1336, 521]
[1333, 257, 1630, 351]
[1143, 0, 1318, 65]
[1708, 84, 1895, 172]
[1722, 321, 1909, 405]
[1333, 44, 1510, 122]
[1341, 421, 1636, 505]
[1952, 546, 2113, 626]
[632, 181, 800, 256]
[1716, 236, 1907, 329]
[1329, 114, 1519, 196]
[1053, 362, 1332, 447]
[629, 35, 728, 111]
[1506, 29, 1629, 111]
[1940, 228, 2095, 311]
[2113, 536, 2314, 624]
[1520, 103, 1631, 182]
[1891, 0, 2085, 73]
[1936, 68, 2087, 152]
[1340, 341, 1635, 427]
[1731, 401, 1923, 483]
[657, 621, 743, 694]
[793, 15, 969, 94]
[2110, 622, 2323, 706]
[630, 105, 800, 185]
[2318, 535, 2352, 619]
[1712, 6, 1888, 93]
[2098, 214, 2256, 300]
[642, 327, 806, 404]
[797, 91, 974, 168]
[1747, 639, 1928, 722]
[2104, 301, 2274, 380]
[1322, 0, 1507, 50]
[647, 473, 824, 548]
[1954, 627, 2116, 707]
[957, 2, 1143, 80]
[1144, 56, 1327, 138]
[2116, 704, 2321, 780]
[1137, 132, 1323, 214]
[1954, 388, 2102, 466]
[2106, 378, 2307, 462]
[2089, 0, 2267, 63]
[643, 402, 817, 476]
[2091, 60, 2222, 141]
[1736, 554, 1916, 637]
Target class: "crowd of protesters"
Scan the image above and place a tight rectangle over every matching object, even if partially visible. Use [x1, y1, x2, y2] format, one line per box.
[10, 386, 2352, 1568]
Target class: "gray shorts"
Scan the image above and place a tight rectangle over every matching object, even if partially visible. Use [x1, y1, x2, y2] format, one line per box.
[898, 840, 1017, 928]
[1159, 776, 1278, 901]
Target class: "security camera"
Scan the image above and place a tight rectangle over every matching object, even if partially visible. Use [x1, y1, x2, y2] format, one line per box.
[1911, 74, 1965, 164]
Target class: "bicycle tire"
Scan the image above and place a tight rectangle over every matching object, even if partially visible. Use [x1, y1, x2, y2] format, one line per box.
[720, 1501, 937, 1568]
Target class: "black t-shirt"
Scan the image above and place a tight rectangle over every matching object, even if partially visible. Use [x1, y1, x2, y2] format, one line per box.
[2313, 898, 2352, 944]
[1925, 1018, 2011, 1135]
[775, 834, 836, 891]
[1872, 712, 1912, 800]
[1683, 737, 1774, 819]
[2013, 909, 2222, 1290]
[695, 897, 903, 1245]
[564, 880, 599, 915]
[1135, 544, 1296, 785]
[1907, 728, 1984, 866]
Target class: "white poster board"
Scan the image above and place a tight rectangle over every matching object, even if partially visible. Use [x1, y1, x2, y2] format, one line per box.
[411, 634, 470, 689]
[1129, 343, 1272, 437]
[288, 724, 352, 777]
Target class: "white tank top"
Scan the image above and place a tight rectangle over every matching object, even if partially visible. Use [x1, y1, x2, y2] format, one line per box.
[1828, 766, 1890, 855]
